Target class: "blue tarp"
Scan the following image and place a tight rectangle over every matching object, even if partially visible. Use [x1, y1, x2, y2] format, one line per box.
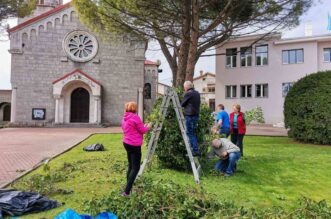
[55, 209, 117, 219]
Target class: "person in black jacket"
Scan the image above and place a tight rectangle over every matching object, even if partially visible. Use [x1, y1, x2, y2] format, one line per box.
[181, 81, 201, 156]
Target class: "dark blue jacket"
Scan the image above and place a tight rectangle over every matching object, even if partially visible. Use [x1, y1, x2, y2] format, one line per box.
[181, 88, 201, 116]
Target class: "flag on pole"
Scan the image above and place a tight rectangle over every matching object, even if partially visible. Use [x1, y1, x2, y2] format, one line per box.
[328, 13, 331, 31]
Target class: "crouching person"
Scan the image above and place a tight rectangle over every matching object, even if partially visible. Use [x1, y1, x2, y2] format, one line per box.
[208, 138, 241, 176]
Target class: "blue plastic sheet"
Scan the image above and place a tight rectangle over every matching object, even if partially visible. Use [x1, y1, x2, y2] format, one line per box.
[55, 209, 117, 219]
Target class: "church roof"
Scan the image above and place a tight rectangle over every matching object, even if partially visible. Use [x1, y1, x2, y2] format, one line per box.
[8, 2, 71, 33]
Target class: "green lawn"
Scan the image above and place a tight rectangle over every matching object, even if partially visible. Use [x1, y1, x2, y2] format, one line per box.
[9, 134, 331, 218]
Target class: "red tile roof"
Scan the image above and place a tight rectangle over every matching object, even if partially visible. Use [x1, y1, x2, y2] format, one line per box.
[52, 69, 101, 86]
[144, 60, 158, 66]
[193, 72, 215, 81]
[8, 2, 71, 33]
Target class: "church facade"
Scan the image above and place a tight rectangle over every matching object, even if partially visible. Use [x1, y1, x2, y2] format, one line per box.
[7, 0, 158, 126]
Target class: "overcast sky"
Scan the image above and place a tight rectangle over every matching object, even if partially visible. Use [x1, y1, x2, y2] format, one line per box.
[1, 0, 330, 89]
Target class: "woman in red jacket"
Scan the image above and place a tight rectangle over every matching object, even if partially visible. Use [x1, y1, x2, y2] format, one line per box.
[229, 104, 246, 156]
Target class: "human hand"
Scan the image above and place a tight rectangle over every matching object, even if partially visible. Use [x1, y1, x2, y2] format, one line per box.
[146, 123, 153, 129]
[222, 151, 228, 157]
[211, 125, 218, 134]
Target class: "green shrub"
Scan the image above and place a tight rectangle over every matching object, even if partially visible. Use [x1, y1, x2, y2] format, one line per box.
[145, 90, 214, 171]
[83, 176, 331, 218]
[284, 71, 331, 145]
[245, 106, 265, 125]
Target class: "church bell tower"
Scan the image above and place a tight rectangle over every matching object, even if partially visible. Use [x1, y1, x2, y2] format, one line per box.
[18, 0, 63, 24]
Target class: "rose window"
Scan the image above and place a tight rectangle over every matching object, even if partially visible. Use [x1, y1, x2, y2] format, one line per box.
[63, 31, 98, 62]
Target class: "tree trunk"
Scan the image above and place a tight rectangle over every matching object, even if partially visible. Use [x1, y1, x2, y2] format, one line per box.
[175, 0, 191, 88]
[185, 0, 199, 82]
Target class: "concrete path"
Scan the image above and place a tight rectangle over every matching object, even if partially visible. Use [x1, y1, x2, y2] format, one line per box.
[0, 127, 121, 188]
[247, 124, 288, 136]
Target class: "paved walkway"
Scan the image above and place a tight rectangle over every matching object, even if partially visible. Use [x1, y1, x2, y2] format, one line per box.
[246, 124, 288, 136]
[0, 127, 121, 188]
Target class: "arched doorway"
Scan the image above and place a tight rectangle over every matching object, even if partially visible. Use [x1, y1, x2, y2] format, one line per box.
[70, 88, 90, 123]
[3, 104, 11, 121]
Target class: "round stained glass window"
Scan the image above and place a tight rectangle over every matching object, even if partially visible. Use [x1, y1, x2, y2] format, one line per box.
[63, 30, 98, 62]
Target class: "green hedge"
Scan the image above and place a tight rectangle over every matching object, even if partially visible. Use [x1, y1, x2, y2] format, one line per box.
[145, 90, 214, 171]
[284, 71, 331, 145]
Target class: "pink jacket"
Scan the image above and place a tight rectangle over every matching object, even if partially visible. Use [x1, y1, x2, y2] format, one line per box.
[122, 112, 149, 146]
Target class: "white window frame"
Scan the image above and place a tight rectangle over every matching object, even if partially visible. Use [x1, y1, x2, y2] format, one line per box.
[324, 48, 331, 62]
[226, 48, 237, 68]
[240, 84, 252, 98]
[282, 49, 304, 64]
[225, 85, 237, 99]
[255, 45, 268, 66]
[240, 47, 252, 67]
[255, 84, 268, 98]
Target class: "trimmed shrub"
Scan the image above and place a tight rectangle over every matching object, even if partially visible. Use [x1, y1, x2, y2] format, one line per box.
[284, 71, 331, 145]
[145, 90, 214, 171]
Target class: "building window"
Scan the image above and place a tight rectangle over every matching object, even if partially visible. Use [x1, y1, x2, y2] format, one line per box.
[324, 48, 331, 62]
[208, 87, 215, 93]
[240, 85, 252, 98]
[144, 83, 151, 99]
[226, 48, 237, 68]
[282, 82, 294, 97]
[240, 47, 252, 67]
[209, 99, 215, 110]
[282, 49, 304, 64]
[255, 84, 268, 98]
[225, 85, 237, 98]
[256, 45, 268, 66]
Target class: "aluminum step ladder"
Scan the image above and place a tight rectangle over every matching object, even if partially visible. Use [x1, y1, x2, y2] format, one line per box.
[138, 87, 201, 183]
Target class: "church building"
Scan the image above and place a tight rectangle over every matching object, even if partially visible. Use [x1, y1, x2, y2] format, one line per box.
[7, 0, 158, 126]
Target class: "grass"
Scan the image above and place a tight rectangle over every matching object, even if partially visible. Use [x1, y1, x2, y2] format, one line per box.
[8, 134, 331, 218]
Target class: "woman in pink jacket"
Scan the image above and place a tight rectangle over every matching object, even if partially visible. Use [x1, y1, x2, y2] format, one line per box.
[121, 102, 151, 196]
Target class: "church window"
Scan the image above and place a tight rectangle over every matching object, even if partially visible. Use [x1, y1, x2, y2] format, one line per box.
[144, 83, 151, 99]
[63, 30, 98, 63]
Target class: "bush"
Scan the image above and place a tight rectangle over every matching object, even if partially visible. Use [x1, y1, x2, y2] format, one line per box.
[245, 106, 265, 125]
[284, 71, 331, 145]
[83, 176, 331, 218]
[145, 90, 214, 171]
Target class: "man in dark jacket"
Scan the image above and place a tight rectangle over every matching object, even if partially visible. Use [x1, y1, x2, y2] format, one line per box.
[181, 81, 201, 156]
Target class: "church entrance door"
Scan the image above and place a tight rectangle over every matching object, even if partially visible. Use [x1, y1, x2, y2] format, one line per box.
[70, 88, 90, 123]
[3, 104, 11, 121]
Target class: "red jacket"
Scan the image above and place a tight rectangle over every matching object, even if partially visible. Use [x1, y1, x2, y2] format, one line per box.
[230, 112, 246, 135]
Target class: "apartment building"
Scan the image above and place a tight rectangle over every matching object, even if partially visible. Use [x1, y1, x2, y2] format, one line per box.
[193, 71, 216, 109]
[215, 33, 331, 124]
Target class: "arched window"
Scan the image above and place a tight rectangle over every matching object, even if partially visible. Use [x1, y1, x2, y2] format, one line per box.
[144, 83, 151, 99]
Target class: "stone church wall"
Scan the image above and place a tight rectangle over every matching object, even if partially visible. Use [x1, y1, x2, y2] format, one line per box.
[10, 7, 145, 125]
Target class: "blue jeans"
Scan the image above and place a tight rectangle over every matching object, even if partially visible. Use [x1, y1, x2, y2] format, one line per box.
[185, 115, 199, 153]
[219, 127, 230, 138]
[214, 152, 241, 175]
